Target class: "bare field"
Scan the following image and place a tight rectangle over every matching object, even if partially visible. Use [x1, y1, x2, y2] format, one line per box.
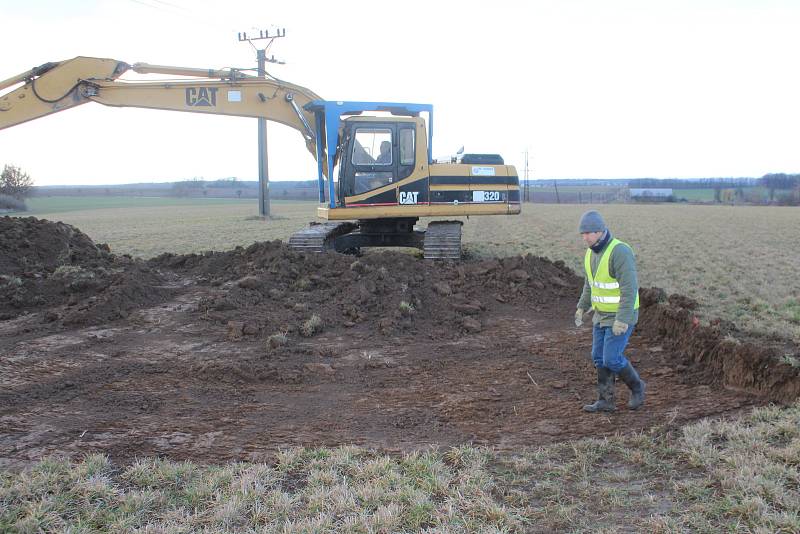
[2, 201, 799, 532]
[23, 199, 800, 342]
[463, 203, 800, 343]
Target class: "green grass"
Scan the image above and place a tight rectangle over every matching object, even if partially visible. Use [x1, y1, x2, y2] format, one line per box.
[3, 403, 799, 532]
[672, 188, 716, 201]
[21, 195, 265, 215]
[672, 187, 769, 202]
[0, 447, 522, 532]
[496, 402, 800, 532]
[527, 185, 620, 193]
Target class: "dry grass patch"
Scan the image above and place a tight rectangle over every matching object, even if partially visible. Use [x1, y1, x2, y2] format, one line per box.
[399, 300, 415, 316]
[4, 404, 799, 531]
[672, 403, 800, 532]
[300, 314, 323, 337]
[0, 447, 524, 532]
[267, 331, 289, 349]
[23, 199, 315, 259]
[492, 401, 800, 532]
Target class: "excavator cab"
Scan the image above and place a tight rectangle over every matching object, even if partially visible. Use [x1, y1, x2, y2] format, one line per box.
[303, 101, 433, 214]
[289, 101, 461, 256]
[338, 118, 417, 200]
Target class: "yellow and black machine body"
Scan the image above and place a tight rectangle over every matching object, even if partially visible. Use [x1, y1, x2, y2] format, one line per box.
[0, 56, 520, 258]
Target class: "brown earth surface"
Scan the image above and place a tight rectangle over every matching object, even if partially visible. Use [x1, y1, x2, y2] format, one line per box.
[1, 216, 798, 469]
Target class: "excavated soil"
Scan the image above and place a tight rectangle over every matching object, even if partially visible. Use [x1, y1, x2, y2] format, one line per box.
[0, 216, 174, 325]
[1, 217, 798, 469]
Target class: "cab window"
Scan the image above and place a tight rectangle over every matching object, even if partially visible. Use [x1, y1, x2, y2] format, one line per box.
[352, 128, 393, 194]
[352, 128, 392, 166]
[399, 128, 415, 165]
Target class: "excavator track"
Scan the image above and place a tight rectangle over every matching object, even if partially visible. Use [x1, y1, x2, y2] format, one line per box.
[288, 222, 358, 253]
[423, 221, 463, 260]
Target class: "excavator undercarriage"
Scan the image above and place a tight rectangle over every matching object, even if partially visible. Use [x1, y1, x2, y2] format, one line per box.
[287, 219, 462, 260]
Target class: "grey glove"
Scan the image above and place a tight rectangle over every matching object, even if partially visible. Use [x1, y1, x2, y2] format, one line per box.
[574, 308, 585, 327]
[612, 320, 629, 336]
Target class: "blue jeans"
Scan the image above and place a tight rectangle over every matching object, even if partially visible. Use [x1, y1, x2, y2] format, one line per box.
[591, 323, 633, 373]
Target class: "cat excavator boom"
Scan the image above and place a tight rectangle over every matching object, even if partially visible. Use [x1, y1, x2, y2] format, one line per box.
[1, 56, 521, 258]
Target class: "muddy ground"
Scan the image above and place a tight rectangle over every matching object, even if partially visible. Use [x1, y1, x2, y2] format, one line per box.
[1, 216, 798, 469]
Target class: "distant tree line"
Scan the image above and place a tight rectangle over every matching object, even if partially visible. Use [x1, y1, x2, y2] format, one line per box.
[628, 177, 760, 189]
[759, 173, 800, 203]
[166, 177, 318, 200]
[759, 173, 800, 190]
[171, 177, 251, 197]
[209, 177, 257, 189]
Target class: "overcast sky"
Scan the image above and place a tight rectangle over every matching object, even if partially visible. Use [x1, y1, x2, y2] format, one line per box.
[1, 0, 799, 186]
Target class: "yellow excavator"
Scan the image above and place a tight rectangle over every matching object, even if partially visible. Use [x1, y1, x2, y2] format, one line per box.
[0, 56, 521, 258]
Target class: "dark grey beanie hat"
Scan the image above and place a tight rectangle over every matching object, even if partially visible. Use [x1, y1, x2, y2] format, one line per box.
[578, 210, 606, 233]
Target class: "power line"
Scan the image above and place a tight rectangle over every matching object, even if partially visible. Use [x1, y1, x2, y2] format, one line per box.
[126, 0, 164, 11]
[148, 0, 193, 13]
[124, 0, 232, 31]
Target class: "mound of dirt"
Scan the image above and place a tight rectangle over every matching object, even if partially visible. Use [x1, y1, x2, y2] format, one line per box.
[2, 218, 799, 466]
[152, 241, 582, 340]
[637, 288, 800, 402]
[0, 216, 115, 275]
[0, 216, 174, 325]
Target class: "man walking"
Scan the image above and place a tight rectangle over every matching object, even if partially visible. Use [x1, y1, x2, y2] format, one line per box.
[575, 210, 646, 412]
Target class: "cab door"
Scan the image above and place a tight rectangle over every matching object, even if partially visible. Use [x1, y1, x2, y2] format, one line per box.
[338, 123, 396, 206]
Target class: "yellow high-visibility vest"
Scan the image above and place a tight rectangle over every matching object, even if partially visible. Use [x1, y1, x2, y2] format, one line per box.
[584, 238, 640, 313]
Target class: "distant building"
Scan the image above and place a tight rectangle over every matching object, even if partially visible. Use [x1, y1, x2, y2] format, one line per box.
[629, 188, 673, 201]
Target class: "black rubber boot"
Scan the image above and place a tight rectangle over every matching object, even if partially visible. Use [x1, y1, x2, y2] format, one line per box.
[582, 367, 616, 412]
[618, 364, 646, 410]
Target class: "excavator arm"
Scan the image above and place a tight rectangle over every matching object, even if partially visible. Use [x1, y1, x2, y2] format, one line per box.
[0, 57, 130, 126]
[0, 56, 323, 162]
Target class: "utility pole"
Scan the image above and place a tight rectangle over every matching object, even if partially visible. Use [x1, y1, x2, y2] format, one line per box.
[238, 28, 286, 217]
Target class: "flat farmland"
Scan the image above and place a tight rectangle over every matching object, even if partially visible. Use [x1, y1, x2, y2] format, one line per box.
[462, 203, 800, 343]
[20, 198, 800, 342]
[3, 198, 798, 532]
